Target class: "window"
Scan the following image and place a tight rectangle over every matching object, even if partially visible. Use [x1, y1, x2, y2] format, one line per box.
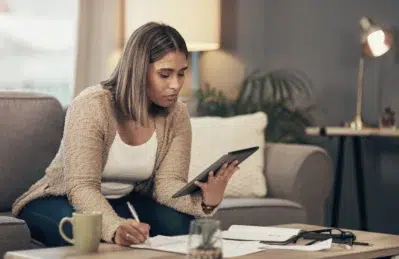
[0, 0, 78, 106]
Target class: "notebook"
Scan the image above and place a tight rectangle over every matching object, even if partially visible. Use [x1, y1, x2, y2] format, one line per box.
[130, 235, 264, 258]
[222, 225, 302, 242]
[130, 233, 332, 255]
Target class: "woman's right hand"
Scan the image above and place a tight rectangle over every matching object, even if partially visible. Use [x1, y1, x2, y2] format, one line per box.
[113, 219, 150, 246]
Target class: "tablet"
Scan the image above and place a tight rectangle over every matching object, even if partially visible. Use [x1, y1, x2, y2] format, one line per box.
[172, 146, 259, 198]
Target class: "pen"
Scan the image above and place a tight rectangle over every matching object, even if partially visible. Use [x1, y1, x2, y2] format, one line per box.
[126, 201, 152, 246]
[353, 241, 371, 246]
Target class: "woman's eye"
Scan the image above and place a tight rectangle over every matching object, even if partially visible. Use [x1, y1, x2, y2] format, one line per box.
[178, 72, 185, 77]
[160, 74, 170, 78]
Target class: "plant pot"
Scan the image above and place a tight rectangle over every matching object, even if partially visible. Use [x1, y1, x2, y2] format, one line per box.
[188, 247, 223, 259]
[380, 115, 396, 128]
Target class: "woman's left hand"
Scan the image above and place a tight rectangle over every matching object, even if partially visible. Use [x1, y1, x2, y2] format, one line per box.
[194, 160, 240, 206]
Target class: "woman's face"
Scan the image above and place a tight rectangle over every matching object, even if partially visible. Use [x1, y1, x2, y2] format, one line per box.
[147, 50, 188, 108]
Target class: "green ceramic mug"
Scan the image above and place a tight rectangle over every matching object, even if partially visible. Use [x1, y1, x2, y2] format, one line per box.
[59, 212, 102, 254]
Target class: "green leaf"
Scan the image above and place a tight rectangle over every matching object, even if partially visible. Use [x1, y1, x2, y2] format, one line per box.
[236, 70, 259, 105]
[258, 77, 266, 109]
[268, 74, 279, 102]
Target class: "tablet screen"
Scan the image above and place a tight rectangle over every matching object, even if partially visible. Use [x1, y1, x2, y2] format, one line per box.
[172, 146, 259, 198]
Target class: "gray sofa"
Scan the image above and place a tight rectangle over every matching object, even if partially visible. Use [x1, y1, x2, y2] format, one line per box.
[0, 91, 333, 256]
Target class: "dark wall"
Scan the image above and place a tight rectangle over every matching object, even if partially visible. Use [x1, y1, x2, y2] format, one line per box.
[221, 0, 399, 233]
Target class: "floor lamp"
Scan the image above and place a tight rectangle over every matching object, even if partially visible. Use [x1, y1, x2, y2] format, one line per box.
[347, 16, 394, 130]
[125, 0, 221, 114]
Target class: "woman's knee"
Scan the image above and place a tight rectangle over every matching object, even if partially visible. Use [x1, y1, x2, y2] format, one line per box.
[18, 196, 74, 247]
[169, 211, 195, 235]
[128, 193, 195, 236]
[152, 205, 194, 236]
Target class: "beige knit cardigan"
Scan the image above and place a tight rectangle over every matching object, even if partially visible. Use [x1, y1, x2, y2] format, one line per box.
[12, 85, 212, 243]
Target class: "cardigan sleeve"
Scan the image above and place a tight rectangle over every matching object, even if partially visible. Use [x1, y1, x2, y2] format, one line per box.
[152, 103, 217, 217]
[62, 93, 124, 243]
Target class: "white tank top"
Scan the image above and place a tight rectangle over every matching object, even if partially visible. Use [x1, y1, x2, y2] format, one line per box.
[101, 131, 157, 199]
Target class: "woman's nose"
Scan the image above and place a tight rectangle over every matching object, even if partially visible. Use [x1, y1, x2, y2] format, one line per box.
[169, 76, 181, 90]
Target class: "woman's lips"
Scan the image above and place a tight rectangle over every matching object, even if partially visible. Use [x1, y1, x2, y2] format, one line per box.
[165, 95, 177, 101]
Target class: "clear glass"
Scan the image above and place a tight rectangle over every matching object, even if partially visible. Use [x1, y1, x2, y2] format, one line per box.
[187, 219, 223, 259]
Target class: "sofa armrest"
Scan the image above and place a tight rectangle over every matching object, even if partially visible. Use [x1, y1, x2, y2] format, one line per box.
[0, 216, 32, 257]
[264, 143, 333, 225]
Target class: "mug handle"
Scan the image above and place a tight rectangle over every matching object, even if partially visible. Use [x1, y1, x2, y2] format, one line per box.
[59, 217, 75, 244]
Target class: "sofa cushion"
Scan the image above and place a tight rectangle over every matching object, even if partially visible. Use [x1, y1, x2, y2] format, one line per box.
[0, 211, 12, 217]
[214, 198, 307, 230]
[0, 92, 64, 211]
[189, 112, 268, 197]
[0, 216, 32, 257]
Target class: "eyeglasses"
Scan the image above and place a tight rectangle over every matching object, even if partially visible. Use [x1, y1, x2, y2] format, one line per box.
[300, 228, 356, 246]
[261, 228, 370, 247]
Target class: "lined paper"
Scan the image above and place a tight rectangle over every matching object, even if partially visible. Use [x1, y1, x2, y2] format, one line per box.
[131, 235, 264, 258]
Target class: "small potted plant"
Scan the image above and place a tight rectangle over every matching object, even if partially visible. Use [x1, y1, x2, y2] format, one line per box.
[380, 106, 396, 128]
[187, 219, 223, 259]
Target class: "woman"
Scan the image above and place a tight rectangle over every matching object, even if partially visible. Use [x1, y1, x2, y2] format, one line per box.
[12, 22, 239, 247]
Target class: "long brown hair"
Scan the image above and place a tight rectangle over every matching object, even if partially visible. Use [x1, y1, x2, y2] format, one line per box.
[101, 22, 188, 126]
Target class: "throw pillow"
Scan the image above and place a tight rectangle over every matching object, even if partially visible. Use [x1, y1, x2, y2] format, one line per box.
[188, 112, 268, 197]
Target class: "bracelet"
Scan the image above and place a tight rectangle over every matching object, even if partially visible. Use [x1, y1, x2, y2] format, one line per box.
[201, 202, 218, 214]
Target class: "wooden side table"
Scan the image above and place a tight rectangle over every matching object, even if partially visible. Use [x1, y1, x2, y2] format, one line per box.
[305, 126, 399, 231]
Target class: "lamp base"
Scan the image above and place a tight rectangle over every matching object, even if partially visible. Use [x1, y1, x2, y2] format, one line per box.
[345, 115, 368, 130]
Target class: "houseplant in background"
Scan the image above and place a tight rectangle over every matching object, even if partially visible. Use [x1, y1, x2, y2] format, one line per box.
[196, 68, 316, 143]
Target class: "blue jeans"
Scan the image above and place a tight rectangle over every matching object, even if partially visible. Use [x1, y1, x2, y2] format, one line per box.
[18, 192, 194, 247]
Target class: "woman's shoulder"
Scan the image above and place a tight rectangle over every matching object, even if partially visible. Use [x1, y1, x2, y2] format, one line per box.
[66, 84, 114, 122]
[72, 84, 112, 105]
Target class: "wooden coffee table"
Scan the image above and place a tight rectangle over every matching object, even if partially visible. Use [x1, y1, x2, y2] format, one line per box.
[5, 224, 399, 259]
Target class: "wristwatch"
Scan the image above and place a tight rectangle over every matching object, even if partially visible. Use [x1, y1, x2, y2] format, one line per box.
[201, 202, 218, 214]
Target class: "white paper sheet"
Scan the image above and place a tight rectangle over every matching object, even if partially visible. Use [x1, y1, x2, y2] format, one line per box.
[260, 238, 332, 251]
[130, 235, 264, 258]
[222, 225, 301, 242]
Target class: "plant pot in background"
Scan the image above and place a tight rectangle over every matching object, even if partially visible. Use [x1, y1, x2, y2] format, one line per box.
[379, 106, 396, 128]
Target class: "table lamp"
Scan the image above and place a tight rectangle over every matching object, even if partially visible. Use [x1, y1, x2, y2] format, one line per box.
[347, 16, 394, 130]
[124, 0, 220, 112]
